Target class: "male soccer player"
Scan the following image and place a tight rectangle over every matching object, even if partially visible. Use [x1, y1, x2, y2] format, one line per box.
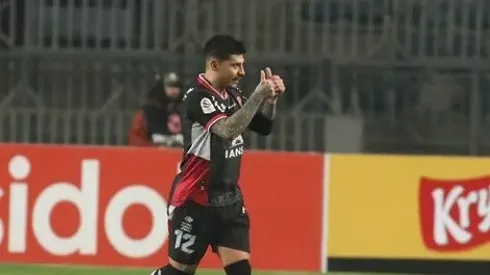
[150, 34, 285, 275]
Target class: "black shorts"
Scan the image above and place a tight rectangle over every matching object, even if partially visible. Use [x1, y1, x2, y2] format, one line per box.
[167, 200, 250, 265]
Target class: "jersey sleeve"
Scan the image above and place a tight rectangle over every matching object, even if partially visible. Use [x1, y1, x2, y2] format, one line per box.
[186, 90, 228, 131]
[248, 110, 273, 135]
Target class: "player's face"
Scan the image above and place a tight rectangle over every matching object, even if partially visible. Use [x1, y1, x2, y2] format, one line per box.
[217, 54, 245, 87]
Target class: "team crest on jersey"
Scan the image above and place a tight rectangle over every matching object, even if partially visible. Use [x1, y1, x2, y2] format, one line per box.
[200, 97, 216, 114]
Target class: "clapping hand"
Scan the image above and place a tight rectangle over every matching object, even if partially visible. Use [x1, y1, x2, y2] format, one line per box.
[263, 67, 285, 103]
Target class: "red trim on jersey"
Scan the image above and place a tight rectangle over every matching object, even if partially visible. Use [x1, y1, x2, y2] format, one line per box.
[197, 74, 228, 100]
[205, 113, 227, 131]
[170, 154, 210, 206]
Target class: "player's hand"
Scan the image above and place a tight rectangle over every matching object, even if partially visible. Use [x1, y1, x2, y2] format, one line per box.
[255, 67, 275, 99]
[260, 67, 285, 104]
[272, 75, 285, 94]
[267, 74, 285, 104]
[262, 67, 285, 102]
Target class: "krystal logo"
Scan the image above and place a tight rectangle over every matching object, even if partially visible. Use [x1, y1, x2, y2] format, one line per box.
[419, 176, 490, 252]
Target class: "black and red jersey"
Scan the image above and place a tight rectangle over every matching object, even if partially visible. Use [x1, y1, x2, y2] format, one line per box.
[169, 74, 272, 207]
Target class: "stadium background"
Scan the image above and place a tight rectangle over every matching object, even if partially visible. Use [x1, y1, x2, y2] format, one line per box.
[2, 0, 490, 274]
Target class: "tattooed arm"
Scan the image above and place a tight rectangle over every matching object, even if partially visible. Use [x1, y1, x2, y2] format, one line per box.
[247, 68, 284, 135]
[260, 99, 277, 120]
[246, 98, 277, 136]
[210, 89, 269, 139]
[187, 71, 274, 139]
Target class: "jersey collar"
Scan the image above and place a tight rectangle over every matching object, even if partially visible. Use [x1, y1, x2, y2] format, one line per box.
[197, 74, 229, 100]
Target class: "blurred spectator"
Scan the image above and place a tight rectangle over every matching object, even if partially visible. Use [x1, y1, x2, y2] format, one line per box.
[128, 72, 183, 147]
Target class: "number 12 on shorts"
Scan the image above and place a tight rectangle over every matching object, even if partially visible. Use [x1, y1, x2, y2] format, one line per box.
[174, 229, 196, 254]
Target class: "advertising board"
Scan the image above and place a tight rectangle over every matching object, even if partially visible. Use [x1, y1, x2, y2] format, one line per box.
[0, 144, 323, 271]
[327, 154, 490, 273]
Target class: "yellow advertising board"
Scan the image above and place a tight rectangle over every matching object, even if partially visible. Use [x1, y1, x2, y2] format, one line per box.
[328, 154, 490, 260]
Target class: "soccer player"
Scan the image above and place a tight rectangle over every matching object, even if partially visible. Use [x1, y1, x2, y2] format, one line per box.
[150, 35, 285, 275]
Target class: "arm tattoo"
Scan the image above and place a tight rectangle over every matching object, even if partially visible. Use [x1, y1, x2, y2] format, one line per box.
[260, 101, 276, 120]
[210, 90, 267, 139]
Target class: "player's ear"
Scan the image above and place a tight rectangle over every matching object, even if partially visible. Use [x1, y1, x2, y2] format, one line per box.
[209, 58, 220, 72]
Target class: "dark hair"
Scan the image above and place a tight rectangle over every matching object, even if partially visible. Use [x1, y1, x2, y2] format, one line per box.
[203, 34, 246, 61]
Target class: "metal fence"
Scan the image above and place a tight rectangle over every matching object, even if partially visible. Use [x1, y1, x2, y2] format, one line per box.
[2, 0, 490, 154]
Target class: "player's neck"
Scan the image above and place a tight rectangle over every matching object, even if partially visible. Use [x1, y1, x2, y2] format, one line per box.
[203, 72, 226, 91]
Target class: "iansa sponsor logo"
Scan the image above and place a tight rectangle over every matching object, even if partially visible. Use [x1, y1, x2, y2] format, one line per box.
[419, 176, 490, 252]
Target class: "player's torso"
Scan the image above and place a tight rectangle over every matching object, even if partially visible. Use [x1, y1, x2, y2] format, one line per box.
[182, 87, 245, 201]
